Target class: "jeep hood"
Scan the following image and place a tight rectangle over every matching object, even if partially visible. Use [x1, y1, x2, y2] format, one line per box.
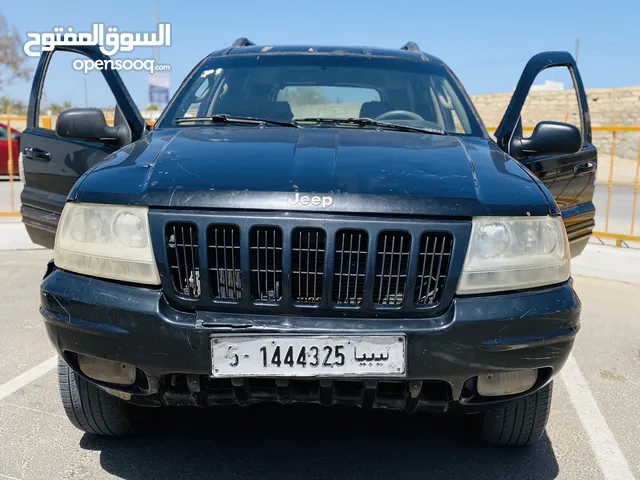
[72, 126, 551, 217]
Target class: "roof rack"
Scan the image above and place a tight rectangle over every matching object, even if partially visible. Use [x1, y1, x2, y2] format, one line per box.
[400, 41, 421, 53]
[232, 37, 256, 47]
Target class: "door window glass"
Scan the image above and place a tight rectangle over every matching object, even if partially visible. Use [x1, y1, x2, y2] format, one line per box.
[519, 66, 582, 136]
[38, 51, 118, 130]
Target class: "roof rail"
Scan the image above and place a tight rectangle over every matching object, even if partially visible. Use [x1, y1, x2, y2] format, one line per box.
[232, 37, 256, 47]
[400, 41, 421, 53]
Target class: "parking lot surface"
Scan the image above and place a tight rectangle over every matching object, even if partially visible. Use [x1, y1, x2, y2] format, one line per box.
[0, 249, 639, 480]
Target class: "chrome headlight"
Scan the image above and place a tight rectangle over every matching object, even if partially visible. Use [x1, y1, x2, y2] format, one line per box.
[54, 203, 160, 285]
[457, 216, 570, 295]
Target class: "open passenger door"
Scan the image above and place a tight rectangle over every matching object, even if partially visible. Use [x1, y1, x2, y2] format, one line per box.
[495, 51, 597, 258]
[20, 45, 146, 248]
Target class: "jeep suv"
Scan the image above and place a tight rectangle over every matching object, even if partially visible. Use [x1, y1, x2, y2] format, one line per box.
[20, 39, 597, 446]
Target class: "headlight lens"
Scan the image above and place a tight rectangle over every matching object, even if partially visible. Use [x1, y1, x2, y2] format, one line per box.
[54, 203, 160, 285]
[457, 216, 570, 295]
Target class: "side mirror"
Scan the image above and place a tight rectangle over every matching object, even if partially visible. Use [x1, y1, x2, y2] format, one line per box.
[56, 108, 124, 146]
[510, 121, 582, 159]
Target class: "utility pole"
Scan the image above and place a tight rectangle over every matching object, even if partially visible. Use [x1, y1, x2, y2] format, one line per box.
[154, 0, 160, 64]
[83, 76, 88, 107]
[575, 37, 580, 64]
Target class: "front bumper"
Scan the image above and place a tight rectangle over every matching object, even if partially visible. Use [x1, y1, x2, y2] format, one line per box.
[41, 268, 580, 411]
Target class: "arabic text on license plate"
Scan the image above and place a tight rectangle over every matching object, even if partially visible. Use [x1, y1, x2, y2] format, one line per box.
[211, 336, 406, 377]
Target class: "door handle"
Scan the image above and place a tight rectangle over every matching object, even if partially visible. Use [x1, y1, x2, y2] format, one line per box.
[573, 161, 596, 176]
[22, 147, 51, 162]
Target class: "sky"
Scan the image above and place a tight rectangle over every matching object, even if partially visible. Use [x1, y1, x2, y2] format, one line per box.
[3, 0, 639, 109]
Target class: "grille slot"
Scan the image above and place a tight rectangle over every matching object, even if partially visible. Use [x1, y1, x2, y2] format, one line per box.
[208, 225, 242, 300]
[292, 228, 326, 304]
[373, 231, 411, 306]
[414, 232, 453, 306]
[250, 227, 283, 302]
[166, 223, 200, 297]
[332, 230, 368, 306]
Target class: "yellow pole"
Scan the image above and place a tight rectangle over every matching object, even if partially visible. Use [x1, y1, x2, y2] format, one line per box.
[630, 137, 640, 235]
[6, 109, 15, 212]
[604, 120, 616, 232]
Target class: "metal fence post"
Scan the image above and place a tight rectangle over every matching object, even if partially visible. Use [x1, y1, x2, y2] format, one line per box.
[630, 137, 640, 236]
[6, 109, 15, 213]
[604, 120, 616, 233]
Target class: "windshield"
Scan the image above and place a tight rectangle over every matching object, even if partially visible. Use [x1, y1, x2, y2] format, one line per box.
[159, 54, 484, 136]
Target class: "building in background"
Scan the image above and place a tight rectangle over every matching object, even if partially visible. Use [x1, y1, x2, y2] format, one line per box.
[148, 73, 170, 107]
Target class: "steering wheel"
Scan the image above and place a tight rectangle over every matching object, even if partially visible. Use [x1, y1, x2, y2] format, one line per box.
[375, 110, 425, 122]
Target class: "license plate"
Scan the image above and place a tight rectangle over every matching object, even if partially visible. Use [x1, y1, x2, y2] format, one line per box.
[211, 335, 406, 377]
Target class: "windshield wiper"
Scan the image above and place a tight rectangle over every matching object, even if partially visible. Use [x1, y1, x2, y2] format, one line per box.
[175, 114, 300, 128]
[295, 117, 446, 135]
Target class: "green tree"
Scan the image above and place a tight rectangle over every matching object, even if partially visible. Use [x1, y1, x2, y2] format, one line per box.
[0, 96, 27, 115]
[46, 101, 73, 115]
[0, 13, 30, 90]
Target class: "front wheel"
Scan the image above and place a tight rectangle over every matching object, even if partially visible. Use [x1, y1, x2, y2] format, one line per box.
[57, 357, 143, 436]
[480, 381, 553, 447]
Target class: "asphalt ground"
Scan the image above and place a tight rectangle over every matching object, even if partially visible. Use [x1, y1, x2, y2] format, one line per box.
[0, 248, 639, 480]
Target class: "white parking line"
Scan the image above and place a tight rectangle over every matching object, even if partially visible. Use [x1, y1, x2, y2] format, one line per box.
[0, 356, 57, 402]
[561, 354, 636, 480]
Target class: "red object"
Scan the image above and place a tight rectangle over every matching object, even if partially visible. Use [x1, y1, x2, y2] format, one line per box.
[0, 122, 21, 176]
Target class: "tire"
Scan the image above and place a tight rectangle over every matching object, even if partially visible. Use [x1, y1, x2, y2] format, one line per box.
[480, 381, 553, 447]
[57, 357, 142, 436]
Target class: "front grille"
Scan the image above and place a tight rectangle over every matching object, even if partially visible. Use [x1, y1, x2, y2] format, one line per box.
[414, 233, 453, 306]
[292, 228, 326, 304]
[332, 230, 368, 306]
[373, 231, 411, 306]
[166, 223, 200, 297]
[208, 225, 242, 300]
[250, 227, 283, 302]
[162, 215, 459, 315]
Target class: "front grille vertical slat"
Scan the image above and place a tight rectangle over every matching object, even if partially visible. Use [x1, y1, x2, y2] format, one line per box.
[378, 235, 388, 304]
[354, 233, 362, 298]
[298, 230, 302, 299]
[264, 231, 269, 299]
[332, 230, 368, 306]
[385, 236, 396, 303]
[414, 232, 453, 307]
[344, 234, 352, 301]
[313, 231, 319, 300]
[231, 228, 237, 298]
[173, 225, 183, 290]
[305, 231, 310, 299]
[208, 225, 242, 301]
[214, 229, 222, 295]
[256, 229, 262, 297]
[270, 230, 275, 300]
[250, 227, 283, 302]
[432, 238, 447, 302]
[166, 223, 200, 298]
[394, 236, 404, 302]
[417, 235, 430, 303]
[373, 231, 411, 307]
[292, 228, 325, 304]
